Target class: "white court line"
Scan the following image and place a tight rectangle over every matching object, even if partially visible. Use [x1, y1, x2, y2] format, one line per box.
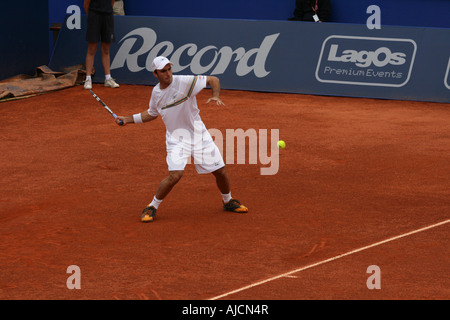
[209, 219, 450, 300]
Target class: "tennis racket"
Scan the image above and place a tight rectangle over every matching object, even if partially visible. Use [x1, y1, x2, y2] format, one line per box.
[89, 89, 124, 126]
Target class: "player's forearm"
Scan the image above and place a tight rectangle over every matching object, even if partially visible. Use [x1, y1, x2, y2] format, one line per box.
[207, 76, 221, 100]
[119, 111, 157, 125]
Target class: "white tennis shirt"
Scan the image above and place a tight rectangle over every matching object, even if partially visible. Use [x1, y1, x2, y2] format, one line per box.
[148, 75, 209, 143]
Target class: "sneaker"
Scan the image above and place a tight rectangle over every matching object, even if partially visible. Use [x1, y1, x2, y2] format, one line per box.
[141, 205, 157, 222]
[104, 78, 120, 88]
[84, 78, 92, 90]
[223, 199, 248, 213]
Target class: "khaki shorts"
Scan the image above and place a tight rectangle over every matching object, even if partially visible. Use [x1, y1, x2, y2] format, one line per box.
[113, 1, 125, 16]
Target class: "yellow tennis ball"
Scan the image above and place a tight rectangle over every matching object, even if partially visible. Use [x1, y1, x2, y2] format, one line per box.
[277, 140, 286, 149]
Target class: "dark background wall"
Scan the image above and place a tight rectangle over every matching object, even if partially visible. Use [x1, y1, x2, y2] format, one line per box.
[121, 0, 450, 29]
[48, 0, 450, 28]
[1, 0, 449, 80]
[0, 0, 49, 80]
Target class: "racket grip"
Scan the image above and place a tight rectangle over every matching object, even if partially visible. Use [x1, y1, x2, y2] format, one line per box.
[113, 114, 124, 126]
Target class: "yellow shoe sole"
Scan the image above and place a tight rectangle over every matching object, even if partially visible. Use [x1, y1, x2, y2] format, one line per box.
[141, 214, 154, 222]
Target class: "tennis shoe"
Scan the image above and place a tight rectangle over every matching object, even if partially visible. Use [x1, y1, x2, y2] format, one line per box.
[84, 78, 92, 90]
[223, 199, 248, 213]
[141, 205, 157, 223]
[104, 78, 120, 88]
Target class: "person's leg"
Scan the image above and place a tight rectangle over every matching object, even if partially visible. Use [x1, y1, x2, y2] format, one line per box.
[99, 13, 119, 87]
[101, 41, 120, 87]
[211, 167, 248, 213]
[84, 42, 97, 89]
[211, 166, 230, 195]
[100, 42, 111, 75]
[85, 42, 98, 76]
[141, 171, 184, 222]
[194, 134, 248, 213]
[84, 10, 100, 89]
[155, 170, 184, 200]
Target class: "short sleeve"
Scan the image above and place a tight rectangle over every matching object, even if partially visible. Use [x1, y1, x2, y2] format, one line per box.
[148, 92, 159, 117]
[189, 75, 207, 97]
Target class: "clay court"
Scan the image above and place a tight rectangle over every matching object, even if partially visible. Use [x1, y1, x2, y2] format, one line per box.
[0, 84, 449, 301]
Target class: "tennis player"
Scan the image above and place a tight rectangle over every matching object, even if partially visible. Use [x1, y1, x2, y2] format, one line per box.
[116, 56, 248, 222]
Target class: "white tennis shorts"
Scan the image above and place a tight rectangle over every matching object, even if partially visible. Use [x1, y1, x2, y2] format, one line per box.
[165, 128, 225, 174]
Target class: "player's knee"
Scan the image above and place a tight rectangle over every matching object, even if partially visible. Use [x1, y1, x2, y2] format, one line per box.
[101, 43, 111, 55]
[212, 166, 227, 178]
[101, 47, 110, 56]
[87, 43, 97, 55]
[167, 171, 183, 185]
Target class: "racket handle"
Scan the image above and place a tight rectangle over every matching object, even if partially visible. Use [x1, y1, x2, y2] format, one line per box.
[113, 114, 124, 126]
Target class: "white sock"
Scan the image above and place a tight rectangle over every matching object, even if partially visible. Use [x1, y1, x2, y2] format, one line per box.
[105, 74, 112, 80]
[85, 75, 91, 81]
[149, 196, 163, 209]
[221, 192, 232, 203]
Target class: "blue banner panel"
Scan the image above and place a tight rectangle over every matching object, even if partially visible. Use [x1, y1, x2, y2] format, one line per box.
[50, 16, 450, 103]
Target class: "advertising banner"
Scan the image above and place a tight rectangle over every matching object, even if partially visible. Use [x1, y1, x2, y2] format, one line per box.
[50, 16, 450, 103]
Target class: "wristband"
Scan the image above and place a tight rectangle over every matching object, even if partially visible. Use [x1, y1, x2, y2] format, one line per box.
[133, 113, 143, 124]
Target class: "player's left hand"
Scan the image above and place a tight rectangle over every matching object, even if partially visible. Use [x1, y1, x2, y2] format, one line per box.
[206, 97, 225, 106]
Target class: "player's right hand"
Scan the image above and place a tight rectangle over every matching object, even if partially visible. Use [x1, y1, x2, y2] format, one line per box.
[115, 116, 126, 126]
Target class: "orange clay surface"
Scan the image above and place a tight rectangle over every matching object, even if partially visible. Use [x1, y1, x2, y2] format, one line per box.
[0, 84, 449, 300]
